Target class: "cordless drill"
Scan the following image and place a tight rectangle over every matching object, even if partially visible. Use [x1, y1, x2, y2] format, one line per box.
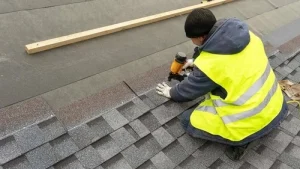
[168, 52, 191, 82]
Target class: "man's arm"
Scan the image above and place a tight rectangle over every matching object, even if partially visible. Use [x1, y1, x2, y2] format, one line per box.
[169, 66, 219, 102]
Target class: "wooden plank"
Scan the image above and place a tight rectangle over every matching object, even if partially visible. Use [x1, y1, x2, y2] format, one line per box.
[25, 0, 234, 54]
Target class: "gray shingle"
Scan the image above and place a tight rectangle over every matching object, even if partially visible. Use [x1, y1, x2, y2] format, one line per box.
[129, 119, 150, 138]
[178, 133, 206, 154]
[49, 134, 79, 161]
[163, 140, 189, 165]
[254, 144, 280, 161]
[151, 152, 175, 169]
[0, 136, 22, 165]
[144, 89, 169, 106]
[151, 105, 174, 125]
[87, 116, 114, 140]
[95, 166, 104, 169]
[139, 95, 156, 109]
[53, 155, 84, 169]
[285, 143, 300, 160]
[2, 155, 33, 169]
[110, 127, 136, 150]
[75, 146, 104, 169]
[102, 109, 129, 130]
[275, 67, 290, 77]
[136, 160, 157, 169]
[26, 143, 57, 169]
[292, 136, 300, 147]
[121, 145, 145, 168]
[287, 60, 300, 70]
[68, 123, 98, 149]
[269, 55, 283, 68]
[278, 150, 300, 169]
[139, 112, 161, 132]
[280, 114, 300, 136]
[270, 160, 294, 169]
[177, 155, 206, 169]
[152, 127, 175, 148]
[101, 154, 132, 169]
[239, 162, 259, 169]
[192, 142, 226, 167]
[92, 135, 121, 161]
[135, 134, 162, 161]
[117, 98, 150, 121]
[14, 125, 46, 153]
[209, 158, 232, 169]
[124, 124, 140, 140]
[243, 150, 275, 169]
[163, 118, 185, 138]
[37, 117, 66, 142]
[220, 153, 244, 169]
[261, 129, 293, 153]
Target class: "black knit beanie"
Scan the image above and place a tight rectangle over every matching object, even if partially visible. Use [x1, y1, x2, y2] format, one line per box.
[185, 8, 217, 38]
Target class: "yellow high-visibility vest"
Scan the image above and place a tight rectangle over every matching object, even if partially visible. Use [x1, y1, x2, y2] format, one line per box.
[191, 31, 284, 141]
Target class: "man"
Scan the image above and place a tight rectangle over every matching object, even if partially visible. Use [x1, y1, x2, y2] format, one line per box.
[156, 8, 288, 160]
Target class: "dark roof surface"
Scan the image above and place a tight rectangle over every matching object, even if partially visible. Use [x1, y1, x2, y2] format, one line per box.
[2, 0, 300, 169]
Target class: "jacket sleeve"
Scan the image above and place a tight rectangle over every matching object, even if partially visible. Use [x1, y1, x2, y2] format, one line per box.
[169, 66, 219, 102]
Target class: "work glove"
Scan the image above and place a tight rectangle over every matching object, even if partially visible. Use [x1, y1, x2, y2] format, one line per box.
[156, 82, 171, 98]
[182, 59, 194, 69]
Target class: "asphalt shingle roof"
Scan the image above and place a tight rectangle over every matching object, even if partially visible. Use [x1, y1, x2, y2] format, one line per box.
[2, 0, 300, 169]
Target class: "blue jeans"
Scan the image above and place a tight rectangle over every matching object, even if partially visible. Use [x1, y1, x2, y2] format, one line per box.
[179, 99, 289, 146]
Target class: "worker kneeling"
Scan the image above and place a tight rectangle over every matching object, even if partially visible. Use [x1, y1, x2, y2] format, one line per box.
[156, 8, 288, 161]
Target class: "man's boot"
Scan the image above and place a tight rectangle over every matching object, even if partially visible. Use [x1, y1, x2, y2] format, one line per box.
[225, 143, 250, 161]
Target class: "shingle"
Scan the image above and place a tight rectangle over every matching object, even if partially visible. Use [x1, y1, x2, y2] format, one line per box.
[292, 136, 300, 147]
[270, 160, 294, 169]
[139, 95, 156, 109]
[129, 119, 150, 138]
[95, 166, 104, 169]
[254, 144, 280, 161]
[261, 129, 293, 153]
[102, 109, 129, 130]
[163, 140, 189, 165]
[117, 98, 150, 121]
[269, 55, 283, 68]
[209, 158, 232, 169]
[275, 67, 290, 77]
[192, 142, 226, 167]
[163, 118, 185, 138]
[220, 153, 244, 169]
[2, 155, 33, 169]
[92, 135, 121, 161]
[178, 133, 206, 154]
[278, 143, 300, 169]
[87, 116, 114, 139]
[124, 124, 140, 140]
[110, 127, 136, 150]
[26, 143, 58, 169]
[136, 160, 157, 169]
[139, 112, 161, 132]
[144, 89, 169, 106]
[101, 154, 132, 169]
[68, 123, 98, 149]
[37, 117, 66, 142]
[134, 134, 162, 161]
[75, 146, 104, 169]
[243, 149, 275, 169]
[280, 114, 300, 136]
[287, 60, 300, 70]
[53, 155, 84, 169]
[239, 162, 259, 169]
[177, 155, 206, 169]
[151, 105, 175, 125]
[14, 125, 46, 153]
[152, 127, 175, 148]
[0, 136, 22, 165]
[49, 134, 79, 161]
[121, 145, 145, 168]
[150, 152, 175, 169]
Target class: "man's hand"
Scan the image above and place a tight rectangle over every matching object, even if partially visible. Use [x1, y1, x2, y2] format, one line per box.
[182, 59, 194, 69]
[156, 82, 171, 98]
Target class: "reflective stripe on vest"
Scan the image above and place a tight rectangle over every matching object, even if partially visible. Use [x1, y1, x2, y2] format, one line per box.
[213, 64, 272, 107]
[196, 72, 278, 124]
